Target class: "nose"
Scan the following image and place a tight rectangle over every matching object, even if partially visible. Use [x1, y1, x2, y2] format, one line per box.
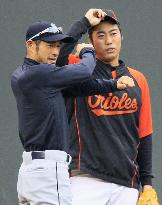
[52, 47, 60, 57]
[105, 35, 112, 45]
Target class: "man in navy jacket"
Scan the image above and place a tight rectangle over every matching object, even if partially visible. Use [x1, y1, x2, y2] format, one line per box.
[11, 9, 134, 205]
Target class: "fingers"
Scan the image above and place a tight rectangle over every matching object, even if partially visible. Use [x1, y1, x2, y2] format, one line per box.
[117, 76, 135, 90]
[74, 43, 94, 57]
[85, 8, 107, 26]
[94, 9, 107, 19]
[117, 83, 127, 90]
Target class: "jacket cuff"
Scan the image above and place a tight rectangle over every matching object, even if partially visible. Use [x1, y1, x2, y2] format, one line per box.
[140, 175, 153, 187]
[77, 16, 92, 33]
[81, 16, 92, 28]
[79, 47, 96, 58]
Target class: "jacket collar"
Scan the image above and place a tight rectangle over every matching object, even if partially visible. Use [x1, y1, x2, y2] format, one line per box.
[24, 57, 40, 66]
[96, 59, 125, 71]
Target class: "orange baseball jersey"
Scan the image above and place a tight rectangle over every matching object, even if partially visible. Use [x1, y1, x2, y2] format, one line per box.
[68, 54, 152, 137]
[67, 54, 153, 189]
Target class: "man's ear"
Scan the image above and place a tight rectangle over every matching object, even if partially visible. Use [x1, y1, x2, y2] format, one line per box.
[26, 40, 34, 49]
[121, 35, 124, 41]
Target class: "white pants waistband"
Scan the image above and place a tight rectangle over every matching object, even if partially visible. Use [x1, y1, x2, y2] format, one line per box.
[22, 150, 71, 165]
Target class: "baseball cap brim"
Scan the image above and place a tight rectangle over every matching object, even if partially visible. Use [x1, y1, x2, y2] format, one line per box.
[38, 33, 74, 43]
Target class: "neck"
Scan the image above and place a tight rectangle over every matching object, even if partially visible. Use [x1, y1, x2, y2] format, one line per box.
[97, 58, 119, 67]
[104, 60, 119, 67]
[96, 55, 120, 67]
[26, 54, 38, 63]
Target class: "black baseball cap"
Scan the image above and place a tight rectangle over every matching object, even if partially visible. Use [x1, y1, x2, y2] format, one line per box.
[103, 9, 120, 25]
[88, 9, 121, 35]
[26, 21, 73, 43]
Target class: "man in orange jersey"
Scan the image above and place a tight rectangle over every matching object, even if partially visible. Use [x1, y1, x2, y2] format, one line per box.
[57, 9, 159, 205]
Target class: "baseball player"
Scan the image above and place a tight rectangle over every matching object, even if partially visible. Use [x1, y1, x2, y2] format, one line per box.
[11, 9, 135, 205]
[59, 9, 160, 205]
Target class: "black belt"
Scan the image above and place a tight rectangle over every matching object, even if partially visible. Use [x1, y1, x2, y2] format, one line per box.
[31, 151, 70, 162]
[31, 151, 45, 160]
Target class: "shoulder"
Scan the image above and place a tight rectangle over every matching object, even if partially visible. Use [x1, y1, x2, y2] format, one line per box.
[11, 65, 24, 82]
[127, 67, 147, 81]
[26, 64, 56, 76]
[127, 67, 150, 91]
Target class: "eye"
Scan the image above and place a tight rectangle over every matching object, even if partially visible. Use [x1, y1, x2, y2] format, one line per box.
[48, 44, 53, 48]
[111, 32, 117, 36]
[56, 44, 61, 48]
[97, 34, 105, 38]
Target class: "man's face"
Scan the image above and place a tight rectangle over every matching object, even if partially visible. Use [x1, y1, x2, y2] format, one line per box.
[90, 22, 122, 66]
[31, 41, 62, 64]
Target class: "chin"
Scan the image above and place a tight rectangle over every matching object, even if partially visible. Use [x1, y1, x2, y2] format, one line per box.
[104, 54, 117, 62]
[48, 61, 56, 64]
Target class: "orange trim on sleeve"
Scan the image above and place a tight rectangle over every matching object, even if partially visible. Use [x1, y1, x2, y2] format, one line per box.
[74, 98, 82, 170]
[111, 70, 117, 79]
[68, 54, 80, 64]
[128, 67, 153, 138]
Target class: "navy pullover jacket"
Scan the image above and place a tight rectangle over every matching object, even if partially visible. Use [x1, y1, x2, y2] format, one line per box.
[11, 48, 96, 152]
[11, 50, 118, 152]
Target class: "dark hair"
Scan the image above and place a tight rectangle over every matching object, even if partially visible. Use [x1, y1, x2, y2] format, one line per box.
[34, 40, 41, 52]
[88, 18, 122, 39]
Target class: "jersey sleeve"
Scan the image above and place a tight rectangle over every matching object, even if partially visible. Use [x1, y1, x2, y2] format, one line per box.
[128, 67, 153, 138]
[19, 49, 96, 92]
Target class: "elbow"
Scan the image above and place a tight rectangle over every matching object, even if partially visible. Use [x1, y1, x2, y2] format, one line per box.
[78, 55, 96, 78]
[83, 67, 93, 78]
[83, 59, 96, 77]
[86, 62, 96, 77]
[86, 68, 93, 77]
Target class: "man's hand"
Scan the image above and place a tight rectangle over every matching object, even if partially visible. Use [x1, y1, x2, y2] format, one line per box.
[117, 76, 135, 89]
[74, 43, 94, 57]
[137, 187, 160, 205]
[142, 185, 153, 192]
[85, 8, 107, 26]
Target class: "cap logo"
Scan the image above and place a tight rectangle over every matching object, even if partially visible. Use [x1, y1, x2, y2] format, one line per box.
[28, 23, 63, 41]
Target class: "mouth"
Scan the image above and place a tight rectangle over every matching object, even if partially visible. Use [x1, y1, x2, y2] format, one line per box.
[105, 48, 115, 53]
[48, 58, 57, 64]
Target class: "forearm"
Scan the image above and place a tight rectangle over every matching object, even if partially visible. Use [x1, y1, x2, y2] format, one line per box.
[137, 135, 153, 187]
[56, 17, 91, 66]
[67, 17, 91, 41]
[63, 78, 118, 97]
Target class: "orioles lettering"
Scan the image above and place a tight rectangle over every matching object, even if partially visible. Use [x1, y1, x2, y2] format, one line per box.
[88, 93, 138, 116]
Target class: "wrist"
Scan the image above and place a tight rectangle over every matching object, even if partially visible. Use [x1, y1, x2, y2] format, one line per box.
[79, 47, 95, 58]
[142, 185, 153, 192]
[82, 16, 92, 29]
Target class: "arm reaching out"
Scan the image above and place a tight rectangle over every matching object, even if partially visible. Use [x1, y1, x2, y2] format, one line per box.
[57, 8, 106, 66]
[117, 76, 135, 89]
